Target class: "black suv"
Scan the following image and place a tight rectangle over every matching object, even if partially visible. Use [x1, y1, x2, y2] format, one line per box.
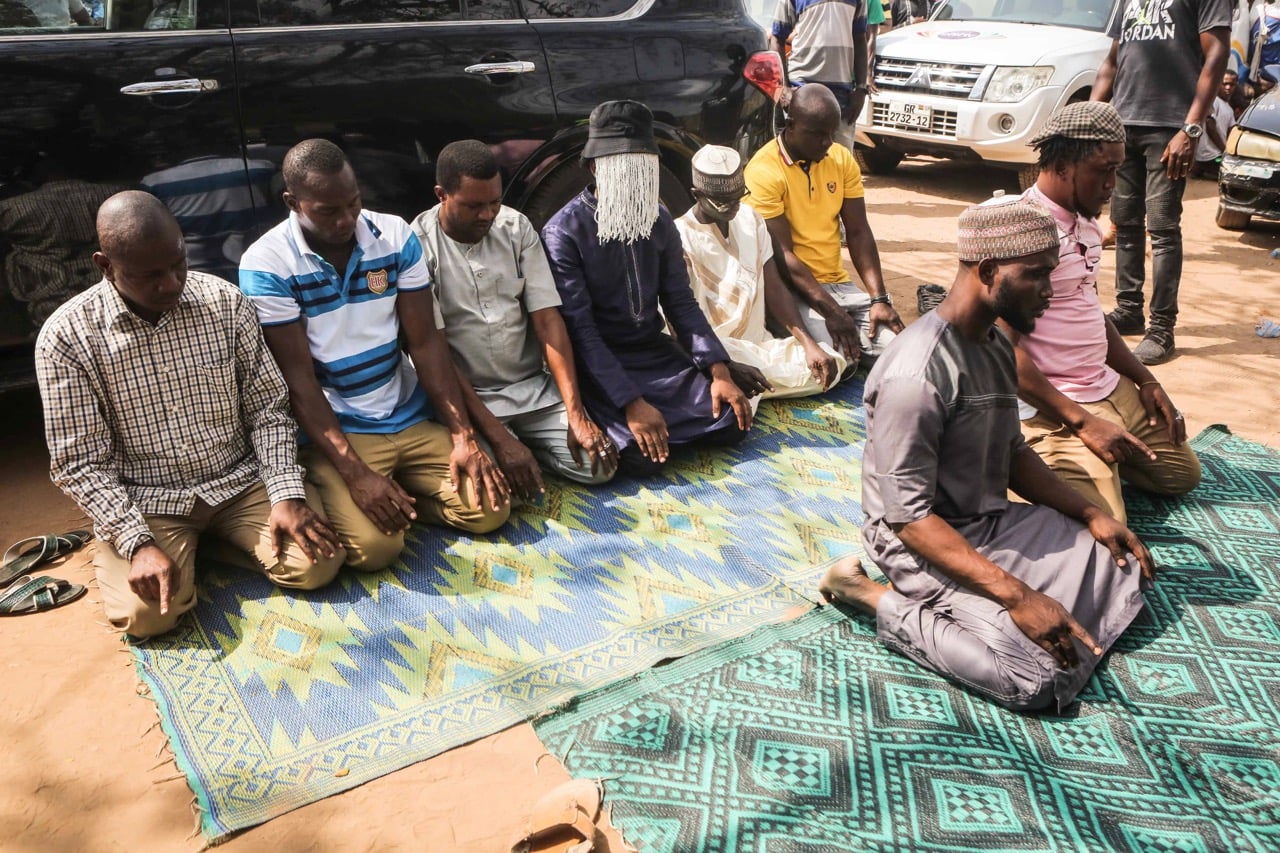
[0, 0, 774, 390]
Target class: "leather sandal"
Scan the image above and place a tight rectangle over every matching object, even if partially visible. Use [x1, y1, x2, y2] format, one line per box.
[510, 779, 603, 853]
[0, 575, 87, 616]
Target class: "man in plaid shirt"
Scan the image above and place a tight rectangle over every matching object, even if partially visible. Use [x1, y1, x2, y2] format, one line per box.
[36, 191, 344, 638]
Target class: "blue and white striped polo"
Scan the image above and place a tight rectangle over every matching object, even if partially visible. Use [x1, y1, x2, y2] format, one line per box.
[239, 210, 433, 435]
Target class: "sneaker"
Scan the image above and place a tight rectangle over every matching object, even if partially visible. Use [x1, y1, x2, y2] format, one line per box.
[1106, 309, 1145, 335]
[1134, 332, 1175, 365]
[916, 283, 947, 315]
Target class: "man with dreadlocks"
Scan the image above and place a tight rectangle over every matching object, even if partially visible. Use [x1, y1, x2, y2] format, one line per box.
[541, 100, 753, 476]
[1009, 101, 1200, 525]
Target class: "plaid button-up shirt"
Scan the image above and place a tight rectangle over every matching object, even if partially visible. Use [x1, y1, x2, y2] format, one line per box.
[35, 272, 307, 559]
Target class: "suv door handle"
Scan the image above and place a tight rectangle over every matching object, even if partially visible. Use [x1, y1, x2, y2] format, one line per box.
[120, 78, 220, 96]
[464, 61, 535, 76]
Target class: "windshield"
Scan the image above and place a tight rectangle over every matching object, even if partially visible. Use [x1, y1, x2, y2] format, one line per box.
[931, 0, 1116, 32]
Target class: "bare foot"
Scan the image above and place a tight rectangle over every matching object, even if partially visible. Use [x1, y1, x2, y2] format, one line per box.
[818, 556, 886, 615]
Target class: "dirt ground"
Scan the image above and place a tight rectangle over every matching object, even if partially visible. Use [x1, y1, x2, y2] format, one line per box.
[1, 161, 1277, 853]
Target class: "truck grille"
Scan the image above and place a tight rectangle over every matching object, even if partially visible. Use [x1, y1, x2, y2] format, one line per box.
[874, 59, 986, 98]
[872, 103, 959, 137]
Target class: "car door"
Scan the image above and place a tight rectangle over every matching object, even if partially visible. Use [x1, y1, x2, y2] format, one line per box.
[0, 0, 245, 384]
[227, 0, 557, 225]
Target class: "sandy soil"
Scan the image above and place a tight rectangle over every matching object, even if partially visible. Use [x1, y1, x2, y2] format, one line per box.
[1, 161, 1277, 853]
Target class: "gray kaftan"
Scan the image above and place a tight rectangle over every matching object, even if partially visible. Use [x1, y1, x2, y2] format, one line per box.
[861, 310, 1147, 711]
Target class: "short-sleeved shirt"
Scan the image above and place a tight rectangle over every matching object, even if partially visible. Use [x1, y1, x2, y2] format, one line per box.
[862, 309, 1026, 531]
[744, 134, 865, 285]
[1107, 0, 1231, 128]
[412, 204, 564, 419]
[772, 0, 868, 85]
[239, 210, 433, 435]
[1198, 96, 1234, 161]
[1015, 185, 1119, 418]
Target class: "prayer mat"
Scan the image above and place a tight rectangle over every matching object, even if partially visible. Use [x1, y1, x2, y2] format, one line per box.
[130, 380, 869, 841]
[534, 425, 1280, 853]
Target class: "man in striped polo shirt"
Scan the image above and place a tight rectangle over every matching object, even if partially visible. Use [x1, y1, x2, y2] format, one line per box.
[770, 0, 872, 150]
[240, 140, 510, 573]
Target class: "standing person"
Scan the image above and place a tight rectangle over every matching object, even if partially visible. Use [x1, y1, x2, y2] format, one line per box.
[411, 140, 617, 497]
[240, 139, 510, 573]
[541, 100, 753, 477]
[1012, 101, 1201, 525]
[36, 192, 344, 637]
[676, 144, 845, 401]
[890, 0, 928, 26]
[744, 84, 904, 369]
[820, 198, 1154, 712]
[769, 0, 871, 150]
[1091, 0, 1231, 365]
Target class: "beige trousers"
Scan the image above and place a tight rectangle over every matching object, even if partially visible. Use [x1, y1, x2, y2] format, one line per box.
[301, 420, 510, 572]
[1021, 379, 1202, 525]
[94, 482, 345, 638]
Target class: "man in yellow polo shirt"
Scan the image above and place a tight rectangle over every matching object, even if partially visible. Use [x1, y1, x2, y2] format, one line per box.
[745, 85, 903, 368]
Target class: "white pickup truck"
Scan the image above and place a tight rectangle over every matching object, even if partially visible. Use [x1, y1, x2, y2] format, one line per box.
[856, 0, 1117, 187]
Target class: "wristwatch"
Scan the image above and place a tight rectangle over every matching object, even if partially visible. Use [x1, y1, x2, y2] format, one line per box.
[1182, 122, 1204, 139]
[869, 294, 893, 306]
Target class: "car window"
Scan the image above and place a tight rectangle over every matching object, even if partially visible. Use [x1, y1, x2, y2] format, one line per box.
[255, 0, 459, 25]
[0, 0, 220, 30]
[522, 0, 637, 18]
[933, 0, 1113, 30]
[466, 0, 518, 18]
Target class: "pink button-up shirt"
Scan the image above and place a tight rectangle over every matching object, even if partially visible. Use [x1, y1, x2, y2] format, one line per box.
[1017, 185, 1120, 419]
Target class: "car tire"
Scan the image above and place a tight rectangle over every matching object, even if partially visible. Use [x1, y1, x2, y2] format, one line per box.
[1215, 203, 1251, 231]
[522, 159, 693, 232]
[854, 145, 903, 175]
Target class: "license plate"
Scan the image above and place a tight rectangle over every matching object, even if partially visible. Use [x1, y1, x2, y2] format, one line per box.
[1239, 163, 1275, 180]
[882, 101, 932, 130]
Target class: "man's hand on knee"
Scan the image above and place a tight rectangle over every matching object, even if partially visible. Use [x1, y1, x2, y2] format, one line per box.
[1004, 581, 1102, 669]
[820, 304, 862, 363]
[1082, 506, 1157, 582]
[270, 498, 341, 564]
[344, 465, 418, 535]
[867, 300, 904, 340]
[129, 543, 179, 615]
[1075, 413, 1156, 465]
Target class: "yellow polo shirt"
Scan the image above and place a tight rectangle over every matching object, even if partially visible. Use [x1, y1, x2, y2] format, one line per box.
[744, 136, 864, 285]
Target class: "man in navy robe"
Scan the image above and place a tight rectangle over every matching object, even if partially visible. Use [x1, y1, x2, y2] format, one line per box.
[541, 100, 754, 476]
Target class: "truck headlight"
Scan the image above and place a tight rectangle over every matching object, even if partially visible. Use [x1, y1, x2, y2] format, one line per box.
[1235, 130, 1280, 163]
[983, 66, 1053, 103]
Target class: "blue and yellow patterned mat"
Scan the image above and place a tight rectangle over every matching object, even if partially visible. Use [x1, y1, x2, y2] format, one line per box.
[535, 426, 1280, 852]
[130, 381, 870, 840]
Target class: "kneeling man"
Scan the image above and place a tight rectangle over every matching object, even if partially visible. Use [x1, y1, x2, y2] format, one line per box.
[412, 140, 617, 498]
[37, 192, 344, 638]
[541, 100, 752, 475]
[676, 144, 845, 400]
[240, 140, 510, 572]
[1013, 101, 1200, 525]
[821, 199, 1154, 712]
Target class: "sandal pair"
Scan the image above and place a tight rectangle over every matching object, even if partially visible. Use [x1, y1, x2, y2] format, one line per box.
[0, 531, 92, 616]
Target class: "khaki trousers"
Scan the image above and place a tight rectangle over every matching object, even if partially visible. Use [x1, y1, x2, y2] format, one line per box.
[301, 419, 510, 572]
[1021, 379, 1201, 525]
[94, 482, 344, 638]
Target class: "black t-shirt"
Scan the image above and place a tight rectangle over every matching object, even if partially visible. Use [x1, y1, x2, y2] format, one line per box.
[1107, 0, 1231, 128]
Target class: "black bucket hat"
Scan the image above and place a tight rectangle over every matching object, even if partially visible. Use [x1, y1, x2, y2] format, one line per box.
[582, 99, 659, 160]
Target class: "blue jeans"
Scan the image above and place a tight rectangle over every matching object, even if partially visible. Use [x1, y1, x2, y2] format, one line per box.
[1110, 126, 1187, 335]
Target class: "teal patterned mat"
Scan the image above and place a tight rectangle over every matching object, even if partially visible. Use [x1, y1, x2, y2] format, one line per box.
[130, 381, 870, 840]
[535, 426, 1280, 852]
